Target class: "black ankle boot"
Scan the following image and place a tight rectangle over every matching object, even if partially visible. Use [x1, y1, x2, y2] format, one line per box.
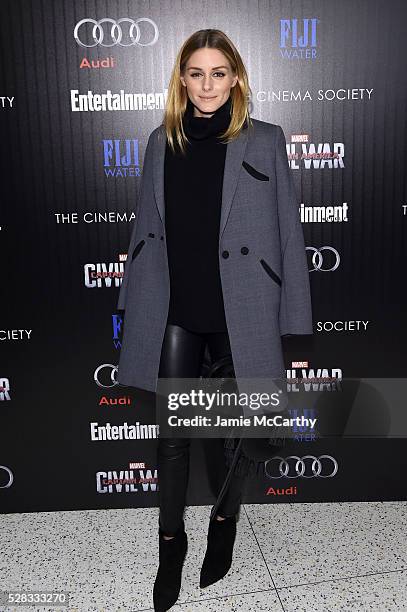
[199, 515, 237, 588]
[153, 520, 188, 612]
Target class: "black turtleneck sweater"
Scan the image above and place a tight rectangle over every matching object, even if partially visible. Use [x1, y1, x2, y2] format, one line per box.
[164, 95, 232, 333]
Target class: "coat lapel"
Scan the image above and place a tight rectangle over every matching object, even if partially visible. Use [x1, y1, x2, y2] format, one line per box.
[152, 123, 249, 239]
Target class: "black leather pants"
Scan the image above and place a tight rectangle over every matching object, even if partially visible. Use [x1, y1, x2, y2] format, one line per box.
[157, 323, 246, 537]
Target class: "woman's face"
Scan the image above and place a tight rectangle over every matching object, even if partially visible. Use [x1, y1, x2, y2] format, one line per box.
[180, 47, 238, 118]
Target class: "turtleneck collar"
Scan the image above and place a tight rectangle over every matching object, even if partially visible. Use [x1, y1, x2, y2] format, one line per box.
[182, 95, 232, 141]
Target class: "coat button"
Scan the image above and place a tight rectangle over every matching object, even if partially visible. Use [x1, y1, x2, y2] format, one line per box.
[160, 236, 164, 240]
[222, 250, 229, 259]
[240, 247, 249, 255]
[148, 232, 155, 238]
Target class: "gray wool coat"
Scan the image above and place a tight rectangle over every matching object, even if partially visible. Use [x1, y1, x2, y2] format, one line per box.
[116, 118, 313, 392]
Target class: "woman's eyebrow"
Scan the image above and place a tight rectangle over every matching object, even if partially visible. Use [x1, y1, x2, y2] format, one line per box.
[187, 65, 229, 70]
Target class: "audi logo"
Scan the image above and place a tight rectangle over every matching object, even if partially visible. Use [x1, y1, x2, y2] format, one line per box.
[0, 465, 13, 489]
[74, 18, 159, 48]
[306, 246, 340, 272]
[94, 364, 118, 388]
[264, 455, 338, 478]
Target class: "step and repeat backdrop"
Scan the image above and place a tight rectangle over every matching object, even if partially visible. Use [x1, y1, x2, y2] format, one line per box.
[1, 0, 406, 513]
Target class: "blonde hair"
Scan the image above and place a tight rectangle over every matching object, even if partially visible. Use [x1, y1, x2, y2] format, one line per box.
[163, 29, 253, 155]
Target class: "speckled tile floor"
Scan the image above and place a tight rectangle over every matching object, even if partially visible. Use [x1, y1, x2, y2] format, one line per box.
[1, 502, 406, 611]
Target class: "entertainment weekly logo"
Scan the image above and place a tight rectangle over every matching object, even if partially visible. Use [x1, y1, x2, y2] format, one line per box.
[90, 421, 158, 441]
[287, 134, 344, 169]
[70, 88, 168, 112]
[299, 202, 349, 223]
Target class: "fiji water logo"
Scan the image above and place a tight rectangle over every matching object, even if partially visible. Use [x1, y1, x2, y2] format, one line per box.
[280, 18, 319, 60]
[288, 407, 318, 442]
[112, 313, 123, 350]
[103, 139, 141, 177]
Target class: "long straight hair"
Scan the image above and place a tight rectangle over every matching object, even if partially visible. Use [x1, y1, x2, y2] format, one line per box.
[163, 29, 253, 155]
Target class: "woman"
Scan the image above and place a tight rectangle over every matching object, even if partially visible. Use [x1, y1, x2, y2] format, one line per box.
[117, 29, 313, 612]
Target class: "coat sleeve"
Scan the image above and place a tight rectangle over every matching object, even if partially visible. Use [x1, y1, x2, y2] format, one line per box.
[274, 124, 313, 337]
[117, 129, 155, 311]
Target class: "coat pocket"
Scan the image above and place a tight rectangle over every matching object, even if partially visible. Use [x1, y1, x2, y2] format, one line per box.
[260, 258, 282, 287]
[131, 239, 145, 261]
[242, 160, 270, 181]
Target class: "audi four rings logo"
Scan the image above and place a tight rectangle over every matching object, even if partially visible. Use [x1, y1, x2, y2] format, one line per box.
[94, 364, 119, 388]
[306, 246, 340, 272]
[0, 465, 13, 488]
[264, 455, 338, 478]
[74, 18, 159, 47]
